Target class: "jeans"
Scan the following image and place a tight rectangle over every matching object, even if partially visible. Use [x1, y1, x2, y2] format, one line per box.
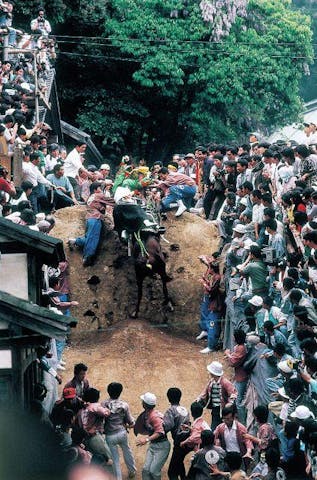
[85, 432, 113, 475]
[55, 294, 69, 362]
[29, 185, 42, 214]
[199, 295, 220, 349]
[107, 430, 136, 480]
[75, 218, 102, 260]
[52, 190, 75, 209]
[234, 380, 248, 424]
[68, 176, 80, 200]
[161, 185, 197, 211]
[142, 439, 171, 480]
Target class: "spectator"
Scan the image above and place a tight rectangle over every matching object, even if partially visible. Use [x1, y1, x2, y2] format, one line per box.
[31, 7, 52, 36]
[64, 363, 89, 399]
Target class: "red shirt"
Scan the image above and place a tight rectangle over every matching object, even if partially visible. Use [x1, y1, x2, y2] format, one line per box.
[146, 409, 165, 436]
[226, 344, 248, 382]
[0, 177, 13, 194]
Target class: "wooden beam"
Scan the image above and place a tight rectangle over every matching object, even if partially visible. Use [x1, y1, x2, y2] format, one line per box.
[0, 217, 65, 266]
[0, 291, 77, 340]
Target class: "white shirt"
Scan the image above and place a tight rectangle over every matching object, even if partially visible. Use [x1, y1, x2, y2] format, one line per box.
[22, 161, 51, 187]
[252, 203, 264, 224]
[63, 148, 83, 178]
[223, 421, 240, 453]
[1, 124, 12, 143]
[45, 154, 58, 173]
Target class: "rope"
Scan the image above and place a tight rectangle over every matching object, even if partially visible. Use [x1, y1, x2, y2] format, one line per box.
[134, 230, 150, 261]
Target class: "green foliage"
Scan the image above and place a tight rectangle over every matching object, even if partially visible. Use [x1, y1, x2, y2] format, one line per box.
[97, 0, 313, 154]
[12, 0, 314, 159]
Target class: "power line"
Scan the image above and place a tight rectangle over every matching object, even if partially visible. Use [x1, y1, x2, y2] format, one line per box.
[52, 34, 317, 48]
[56, 39, 315, 56]
[58, 50, 316, 61]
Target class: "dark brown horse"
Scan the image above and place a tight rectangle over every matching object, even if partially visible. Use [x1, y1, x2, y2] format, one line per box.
[113, 203, 173, 318]
[131, 230, 173, 318]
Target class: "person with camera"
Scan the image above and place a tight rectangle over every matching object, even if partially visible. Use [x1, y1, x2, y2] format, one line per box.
[31, 7, 52, 36]
[204, 154, 226, 220]
[238, 244, 269, 297]
[0, 1, 18, 46]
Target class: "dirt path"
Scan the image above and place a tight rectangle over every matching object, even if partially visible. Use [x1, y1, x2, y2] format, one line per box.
[63, 320, 227, 479]
[52, 207, 227, 478]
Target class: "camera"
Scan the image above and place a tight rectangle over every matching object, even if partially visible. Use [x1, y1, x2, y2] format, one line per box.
[261, 246, 276, 265]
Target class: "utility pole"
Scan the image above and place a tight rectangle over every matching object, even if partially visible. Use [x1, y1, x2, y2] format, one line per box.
[33, 50, 39, 124]
[3, 34, 9, 61]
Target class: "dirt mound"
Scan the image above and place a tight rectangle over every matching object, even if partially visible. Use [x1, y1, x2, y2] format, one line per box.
[53, 208, 224, 477]
[53, 207, 219, 336]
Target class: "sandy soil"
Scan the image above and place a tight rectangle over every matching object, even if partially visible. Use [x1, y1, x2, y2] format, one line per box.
[52, 208, 227, 478]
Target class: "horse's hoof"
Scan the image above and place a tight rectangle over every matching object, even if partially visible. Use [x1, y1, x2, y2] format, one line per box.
[167, 302, 174, 312]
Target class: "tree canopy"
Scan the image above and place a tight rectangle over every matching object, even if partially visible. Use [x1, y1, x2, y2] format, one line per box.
[12, 0, 314, 161]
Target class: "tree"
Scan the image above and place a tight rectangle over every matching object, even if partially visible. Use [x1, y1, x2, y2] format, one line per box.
[13, 0, 314, 160]
[78, 0, 311, 158]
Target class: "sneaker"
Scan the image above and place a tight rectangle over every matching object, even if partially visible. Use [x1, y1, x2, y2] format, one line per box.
[175, 201, 187, 217]
[67, 238, 76, 251]
[196, 331, 208, 340]
[190, 207, 204, 216]
[59, 360, 66, 366]
[200, 347, 212, 354]
[57, 364, 66, 371]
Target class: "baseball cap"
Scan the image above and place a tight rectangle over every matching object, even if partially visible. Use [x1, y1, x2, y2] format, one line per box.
[232, 224, 246, 234]
[278, 387, 289, 399]
[248, 295, 263, 307]
[277, 359, 294, 374]
[290, 405, 315, 420]
[63, 387, 76, 399]
[184, 153, 195, 159]
[100, 163, 110, 170]
[140, 392, 157, 406]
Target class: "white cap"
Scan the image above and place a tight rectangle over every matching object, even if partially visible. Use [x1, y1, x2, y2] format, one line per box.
[207, 361, 223, 377]
[205, 450, 220, 465]
[244, 239, 258, 250]
[248, 295, 263, 307]
[277, 359, 294, 374]
[232, 224, 246, 234]
[140, 392, 157, 406]
[290, 405, 315, 420]
[278, 387, 289, 399]
[100, 163, 110, 170]
[246, 334, 260, 345]
[114, 186, 132, 204]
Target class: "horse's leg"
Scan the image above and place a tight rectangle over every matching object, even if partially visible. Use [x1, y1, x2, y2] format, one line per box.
[161, 277, 174, 312]
[131, 274, 143, 318]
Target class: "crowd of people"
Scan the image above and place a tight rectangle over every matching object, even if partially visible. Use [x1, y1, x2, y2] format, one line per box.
[0, 129, 311, 480]
[2, 4, 317, 480]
